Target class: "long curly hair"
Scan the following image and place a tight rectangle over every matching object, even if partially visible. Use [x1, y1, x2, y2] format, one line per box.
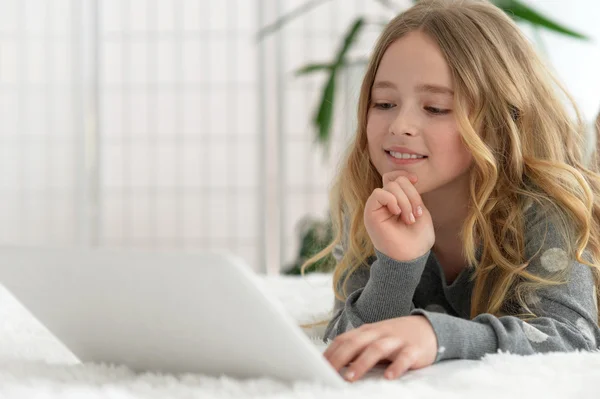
[301, 0, 600, 322]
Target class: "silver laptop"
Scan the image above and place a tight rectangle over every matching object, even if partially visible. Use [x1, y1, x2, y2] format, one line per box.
[0, 246, 346, 387]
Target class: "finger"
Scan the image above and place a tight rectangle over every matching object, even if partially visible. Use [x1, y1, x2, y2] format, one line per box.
[393, 176, 425, 219]
[382, 170, 417, 186]
[366, 188, 401, 215]
[323, 327, 368, 359]
[343, 336, 403, 382]
[384, 347, 420, 380]
[322, 323, 376, 358]
[324, 328, 376, 370]
[384, 179, 413, 224]
[322, 333, 348, 359]
[325, 328, 381, 372]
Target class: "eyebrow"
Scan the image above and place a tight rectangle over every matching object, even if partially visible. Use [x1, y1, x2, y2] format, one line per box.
[372, 80, 454, 96]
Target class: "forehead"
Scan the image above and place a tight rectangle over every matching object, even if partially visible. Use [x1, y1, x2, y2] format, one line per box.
[374, 31, 453, 89]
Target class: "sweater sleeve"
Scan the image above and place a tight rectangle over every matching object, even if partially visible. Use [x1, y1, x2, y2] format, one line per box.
[411, 211, 600, 362]
[323, 244, 430, 342]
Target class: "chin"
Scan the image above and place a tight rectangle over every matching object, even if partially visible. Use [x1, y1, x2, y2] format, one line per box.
[414, 182, 427, 196]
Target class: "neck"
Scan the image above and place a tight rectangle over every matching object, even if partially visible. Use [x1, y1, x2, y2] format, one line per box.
[421, 172, 471, 257]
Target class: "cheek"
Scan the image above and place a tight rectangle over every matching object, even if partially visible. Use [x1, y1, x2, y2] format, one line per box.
[366, 117, 382, 151]
[366, 115, 377, 138]
[431, 129, 472, 168]
[366, 110, 389, 134]
[449, 133, 473, 169]
[366, 135, 380, 162]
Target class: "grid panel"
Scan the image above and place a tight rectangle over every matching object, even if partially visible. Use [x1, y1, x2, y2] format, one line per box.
[0, 0, 263, 271]
[0, 0, 78, 247]
[98, 0, 263, 270]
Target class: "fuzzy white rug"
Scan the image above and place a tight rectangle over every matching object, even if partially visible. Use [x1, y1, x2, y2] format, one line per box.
[1, 273, 600, 398]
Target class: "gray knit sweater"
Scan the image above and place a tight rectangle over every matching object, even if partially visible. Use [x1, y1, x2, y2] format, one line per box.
[323, 205, 600, 362]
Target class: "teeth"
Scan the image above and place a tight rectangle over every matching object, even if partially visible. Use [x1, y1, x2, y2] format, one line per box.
[389, 151, 425, 160]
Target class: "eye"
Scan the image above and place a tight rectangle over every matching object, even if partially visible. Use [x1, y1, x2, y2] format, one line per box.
[425, 106, 451, 115]
[373, 102, 395, 110]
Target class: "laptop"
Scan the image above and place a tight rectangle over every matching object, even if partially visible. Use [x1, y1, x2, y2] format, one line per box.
[0, 246, 346, 387]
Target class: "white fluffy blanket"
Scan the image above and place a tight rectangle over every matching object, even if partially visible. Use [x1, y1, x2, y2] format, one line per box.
[1, 273, 600, 398]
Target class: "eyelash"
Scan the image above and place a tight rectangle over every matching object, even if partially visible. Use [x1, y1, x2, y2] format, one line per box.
[373, 102, 395, 110]
[372, 102, 451, 115]
[425, 106, 451, 115]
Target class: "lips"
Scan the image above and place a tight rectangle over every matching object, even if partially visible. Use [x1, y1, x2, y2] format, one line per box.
[385, 150, 428, 158]
[385, 146, 428, 157]
[385, 150, 428, 160]
[385, 151, 427, 165]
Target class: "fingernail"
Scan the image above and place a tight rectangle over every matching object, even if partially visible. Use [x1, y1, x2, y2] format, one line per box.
[410, 213, 415, 223]
[416, 206, 423, 216]
[345, 371, 355, 381]
[385, 371, 394, 379]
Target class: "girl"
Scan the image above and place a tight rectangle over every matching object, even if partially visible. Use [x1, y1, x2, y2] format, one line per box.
[304, 0, 600, 383]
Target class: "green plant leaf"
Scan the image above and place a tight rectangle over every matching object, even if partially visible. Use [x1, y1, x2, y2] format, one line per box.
[314, 70, 337, 145]
[493, 0, 589, 40]
[256, 0, 332, 41]
[284, 216, 335, 275]
[295, 63, 332, 76]
[333, 18, 366, 66]
[311, 18, 364, 146]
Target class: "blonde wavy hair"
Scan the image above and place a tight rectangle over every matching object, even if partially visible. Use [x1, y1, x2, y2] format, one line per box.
[301, 0, 600, 322]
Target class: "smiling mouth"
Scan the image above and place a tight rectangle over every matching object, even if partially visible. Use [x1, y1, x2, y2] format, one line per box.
[385, 150, 428, 160]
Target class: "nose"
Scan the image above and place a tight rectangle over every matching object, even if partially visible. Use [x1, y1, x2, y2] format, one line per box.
[389, 105, 419, 137]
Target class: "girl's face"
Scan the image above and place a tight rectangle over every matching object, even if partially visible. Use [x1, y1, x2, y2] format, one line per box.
[367, 30, 473, 196]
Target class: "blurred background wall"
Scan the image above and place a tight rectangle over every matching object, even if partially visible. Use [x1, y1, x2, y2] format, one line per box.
[0, 0, 599, 274]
